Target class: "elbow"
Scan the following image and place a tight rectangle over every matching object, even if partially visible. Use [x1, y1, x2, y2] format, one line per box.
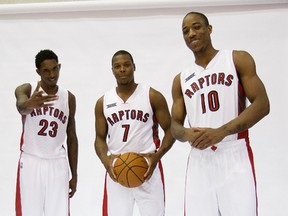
[170, 122, 186, 142]
[256, 99, 270, 122]
[170, 122, 178, 140]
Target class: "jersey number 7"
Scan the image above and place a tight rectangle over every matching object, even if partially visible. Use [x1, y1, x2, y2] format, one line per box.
[122, 124, 130, 142]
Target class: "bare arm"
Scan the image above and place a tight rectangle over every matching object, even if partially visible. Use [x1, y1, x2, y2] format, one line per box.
[94, 96, 118, 181]
[15, 81, 58, 115]
[15, 83, 32, 114]
[67, 91, 78, 198]
[171, 74, 199, 142]
[143, 88, 175, 180]
[218, 50, 270, 135]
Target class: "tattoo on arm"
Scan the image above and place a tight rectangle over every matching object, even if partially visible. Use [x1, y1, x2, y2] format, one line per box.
[223, 123, 248, 135]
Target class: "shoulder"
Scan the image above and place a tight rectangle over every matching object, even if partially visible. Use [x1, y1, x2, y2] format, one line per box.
[67, 91, 76, 115]
[149, 87, 166, 105]
[173, 73, 181, 82]
[149, 87, 161, 97]
[96, 95, 104, 105]
[67, 91, 76, 101]
[232, 50, 256, 77]
[232, 50, 255, 67]
[233, 49, 252, 58]
[96, 95, 104, 108]
[16, 83, 31, 89]
[95, 96, 104, 114]
[172, 73, 182, 89]
[15, 83, 32, 97]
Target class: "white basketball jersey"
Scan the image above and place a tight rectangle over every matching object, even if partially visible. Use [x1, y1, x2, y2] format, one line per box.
[103, 84, 159, 154]
[20, 82, 69, 158]
[180, 50, 248, 142]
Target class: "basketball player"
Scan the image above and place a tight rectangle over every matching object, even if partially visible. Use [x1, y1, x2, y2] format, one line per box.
[171, 12, 270, 216]
[95, 50, 175, 215]
[15, 49, 78, 216]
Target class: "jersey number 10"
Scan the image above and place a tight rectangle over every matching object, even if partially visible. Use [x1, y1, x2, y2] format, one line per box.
[201, 90, 220, 113]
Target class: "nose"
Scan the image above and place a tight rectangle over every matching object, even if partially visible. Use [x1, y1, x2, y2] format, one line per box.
[49, 69, 58, 78]
[188, 28, 196, 37]
[120, 65, 126, 72]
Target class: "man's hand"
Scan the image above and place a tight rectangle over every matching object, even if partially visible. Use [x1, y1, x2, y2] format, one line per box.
[190, 127, 225, 150]
[140, 152, 160, 181]
[103, 154, 120, 182]
[27, 81, 58, 109]
[69, 176, 77, 198]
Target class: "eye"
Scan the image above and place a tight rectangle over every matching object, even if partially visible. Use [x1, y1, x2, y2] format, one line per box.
[42, 69, 50, 73]
[182, 28, 189, 35]
[52, 66, 58, 71]
[113, 64, 120, 69]
[193, 24, 201, 30]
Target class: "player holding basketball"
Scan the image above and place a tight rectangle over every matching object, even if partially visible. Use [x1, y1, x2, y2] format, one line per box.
[95, 50, 175, 215]
[171, 12, 270, 215]
[15, 49, 78, 216]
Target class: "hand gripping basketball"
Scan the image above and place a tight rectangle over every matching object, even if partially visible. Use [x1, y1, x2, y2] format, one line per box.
[113, 152, 148, 188]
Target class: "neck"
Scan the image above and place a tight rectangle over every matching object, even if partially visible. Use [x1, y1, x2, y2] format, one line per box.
[41, 84, 58, 95]
[117, 81, 137, 91]
[116, 82, 138, 101]
[193, 46, 218, 68]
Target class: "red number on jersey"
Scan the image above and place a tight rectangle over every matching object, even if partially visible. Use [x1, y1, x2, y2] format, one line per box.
[201, 90, 220, 114]
[38, 119, 58, 137]
[122, 124, 130, 142]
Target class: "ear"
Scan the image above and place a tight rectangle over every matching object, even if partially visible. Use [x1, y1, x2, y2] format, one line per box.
[208, 25, 212, 34]
[36, 68, 40, 75]
[133, 63, 136, 71]
[58, 63, 61, 70]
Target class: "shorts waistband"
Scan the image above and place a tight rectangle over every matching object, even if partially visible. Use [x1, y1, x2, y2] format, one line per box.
[192, 138, 248, 153]
[21, 151, 66, 160]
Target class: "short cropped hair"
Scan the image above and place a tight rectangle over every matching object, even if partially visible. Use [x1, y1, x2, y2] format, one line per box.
[184, 12, 210, 26]
[35, 49, 58, 69]
[112, 50, 134, 65]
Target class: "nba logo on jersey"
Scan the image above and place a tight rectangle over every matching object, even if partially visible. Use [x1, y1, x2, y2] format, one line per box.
[107, 103, 117, 108]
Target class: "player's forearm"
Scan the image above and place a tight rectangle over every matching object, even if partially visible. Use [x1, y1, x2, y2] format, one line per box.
[67, 137, 78, 177]
[16, 98, 34, 115]
[95, 138, 109, 164]
[219, 99, 270, 137]
[171, 119, 190, 142]
[156, 131, 175, 159]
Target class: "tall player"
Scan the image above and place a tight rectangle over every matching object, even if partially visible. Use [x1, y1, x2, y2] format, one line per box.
[95, 50, 175, 215]
[171, 12, 270, 215]
[15, 49, 78, 216]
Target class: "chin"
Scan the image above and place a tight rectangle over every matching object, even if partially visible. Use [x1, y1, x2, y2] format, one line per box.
[48, 82, 58, 87]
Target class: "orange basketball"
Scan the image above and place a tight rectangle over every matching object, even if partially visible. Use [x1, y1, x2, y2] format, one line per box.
[113, 152, 148, 188]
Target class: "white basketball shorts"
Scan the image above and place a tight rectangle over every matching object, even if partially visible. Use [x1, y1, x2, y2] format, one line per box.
[103, 163, 165, 216]
[16, 152, 70, 216]
[185, 139, 257, 216]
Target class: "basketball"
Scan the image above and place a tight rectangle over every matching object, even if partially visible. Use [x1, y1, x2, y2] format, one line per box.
[113, 152, 148, 188]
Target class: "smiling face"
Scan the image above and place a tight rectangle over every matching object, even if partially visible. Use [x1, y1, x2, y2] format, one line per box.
[182, 13, 212, 53]
[112, 54, 135, 86]
[37, 59, 60, 91]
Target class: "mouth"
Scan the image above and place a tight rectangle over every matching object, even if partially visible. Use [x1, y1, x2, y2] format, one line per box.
[48, 78, 58, 84]
[190, 38, 199, 46]
[119, 76, 128, 79]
